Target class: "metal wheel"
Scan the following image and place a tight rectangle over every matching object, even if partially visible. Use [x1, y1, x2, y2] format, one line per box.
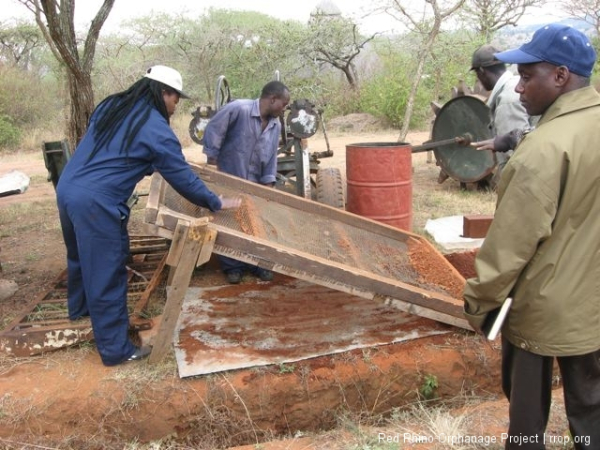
[275, 166, 318, 198]
[188, 75, 231, 145]
[316, 167, 344, 209]
[214, 75, 230, 111]
[431, 96, 495, 183]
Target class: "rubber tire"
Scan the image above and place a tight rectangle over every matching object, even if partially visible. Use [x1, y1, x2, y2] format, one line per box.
[188, 116, 204, 145]
[316, 167, 344, 209]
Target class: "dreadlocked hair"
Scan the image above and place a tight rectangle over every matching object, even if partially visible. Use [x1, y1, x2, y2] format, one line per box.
[88, 77, 173, 161]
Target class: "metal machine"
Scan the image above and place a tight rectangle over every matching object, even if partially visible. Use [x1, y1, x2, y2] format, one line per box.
[422, 85, 495, 188]
[429, 95, 495, 184]
[42, 139, 72, 189]
[188, 75, 344, 208]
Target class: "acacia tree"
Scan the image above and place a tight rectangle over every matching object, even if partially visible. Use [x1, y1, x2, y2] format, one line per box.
[383, 0, 466, 141]
[306, 7, 378, 89]
[18, 0, 115, 147]
[179, 9, 298, 100]
[117, 10, 304, 102]
[559, 0, 600, 36]
[461, 0, 546, 41]
[0, 20, 45, 70]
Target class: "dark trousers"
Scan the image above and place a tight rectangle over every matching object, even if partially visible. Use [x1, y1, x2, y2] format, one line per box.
[219, 255, 260, 275]
[502, 336, 600, 449]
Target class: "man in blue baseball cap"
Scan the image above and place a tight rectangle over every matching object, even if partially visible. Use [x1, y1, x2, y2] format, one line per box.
[463, 23, 600, 448]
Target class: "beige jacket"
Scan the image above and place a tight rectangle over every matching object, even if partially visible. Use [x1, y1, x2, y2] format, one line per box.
[464, 86, 600, 356]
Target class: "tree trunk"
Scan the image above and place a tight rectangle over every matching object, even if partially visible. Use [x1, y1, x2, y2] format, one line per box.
[398, 28, 439, 142]
[67, 69, 95, 148]
[391, 0, 465, 141]
[341, 65, 358, 89]
[19, 0, 115, 150]
[398, 50, 428, 142]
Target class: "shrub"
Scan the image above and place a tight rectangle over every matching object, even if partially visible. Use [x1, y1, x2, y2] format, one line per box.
[0, 115, 21, 150]
[359, 67, 432, 130]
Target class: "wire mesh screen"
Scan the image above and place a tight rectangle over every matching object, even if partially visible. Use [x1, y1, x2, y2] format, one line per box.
[158, 168, 462, 300]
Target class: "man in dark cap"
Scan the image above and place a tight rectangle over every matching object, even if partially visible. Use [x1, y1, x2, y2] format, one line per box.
[464, 24, 600, 448]
[469, 44, 533, 189]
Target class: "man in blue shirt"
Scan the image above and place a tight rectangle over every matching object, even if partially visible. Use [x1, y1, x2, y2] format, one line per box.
[203, 81, 290, 284]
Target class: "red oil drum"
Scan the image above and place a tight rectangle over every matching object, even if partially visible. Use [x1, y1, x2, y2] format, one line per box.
[346, 142, 412, 231]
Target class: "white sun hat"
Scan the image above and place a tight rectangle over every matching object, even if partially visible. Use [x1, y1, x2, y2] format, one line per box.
[144, 65, 190, 98]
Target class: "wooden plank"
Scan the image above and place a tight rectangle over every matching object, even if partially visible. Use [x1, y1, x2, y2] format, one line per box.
[189, 165, 463, 280]
[1, 327, 94, 357]
[144, 173, 164, 226]
[142, 222, 175, 240]
[209, 227, 469, 328]
[132, 251, 168, 317]
[372, 295, 467, 329]
[144, 203, 467, 326]
[145, 213, 470, 318]
[165, 220, 190, 268]
[153, 167, 419, 243]
[148, 219, 207, 364]
[156, 206, 208, 231]
[196, 228, 217, 267]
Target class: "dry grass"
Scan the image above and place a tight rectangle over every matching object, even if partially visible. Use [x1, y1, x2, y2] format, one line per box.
[171, 111, 194, 149]
[0, 201, 61, 234]
[266, 391, 571, 450]
[19, 124, 67, 152]
[410, 153, 497, 236]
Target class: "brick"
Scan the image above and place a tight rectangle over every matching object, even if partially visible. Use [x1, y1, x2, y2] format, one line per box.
[463, 214, 494, 238]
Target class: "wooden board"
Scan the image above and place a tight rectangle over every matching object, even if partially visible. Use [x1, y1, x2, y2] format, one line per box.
[0, 237, 169, 357]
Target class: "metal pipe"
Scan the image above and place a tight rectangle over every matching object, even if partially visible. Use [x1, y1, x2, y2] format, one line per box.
[411, 133, 474, 153]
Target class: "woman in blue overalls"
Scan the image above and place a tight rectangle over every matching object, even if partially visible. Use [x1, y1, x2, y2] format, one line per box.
[56, 65, 238, 366]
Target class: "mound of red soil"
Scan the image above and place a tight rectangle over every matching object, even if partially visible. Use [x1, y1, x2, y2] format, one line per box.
[444, 250, 478, 280]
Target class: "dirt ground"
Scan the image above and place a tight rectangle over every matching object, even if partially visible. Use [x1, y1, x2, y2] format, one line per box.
[0, 128, 570, 449]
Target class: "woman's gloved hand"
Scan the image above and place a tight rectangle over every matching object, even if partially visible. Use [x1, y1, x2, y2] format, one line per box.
[219, 196, 242, 209]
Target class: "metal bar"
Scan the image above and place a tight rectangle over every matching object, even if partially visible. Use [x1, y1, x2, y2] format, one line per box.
[0, 236, 170, 357]
[411, 132, 474, 153]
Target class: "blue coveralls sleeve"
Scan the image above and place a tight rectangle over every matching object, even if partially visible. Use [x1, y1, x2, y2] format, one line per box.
[152, 131, 222, 212]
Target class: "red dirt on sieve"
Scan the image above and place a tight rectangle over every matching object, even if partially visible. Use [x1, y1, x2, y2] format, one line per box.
[444, 250, 478, 280]
[234, 196, 268, 238]
[333, 222, 359, 265]
[407, 238, 465, 299]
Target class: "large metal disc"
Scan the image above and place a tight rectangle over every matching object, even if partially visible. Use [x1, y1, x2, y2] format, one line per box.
[286, 99, 320, 139]
[432, 96, 495, 183]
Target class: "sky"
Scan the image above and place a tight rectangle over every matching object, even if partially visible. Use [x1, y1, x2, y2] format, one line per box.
[3, 0, 567, 35]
